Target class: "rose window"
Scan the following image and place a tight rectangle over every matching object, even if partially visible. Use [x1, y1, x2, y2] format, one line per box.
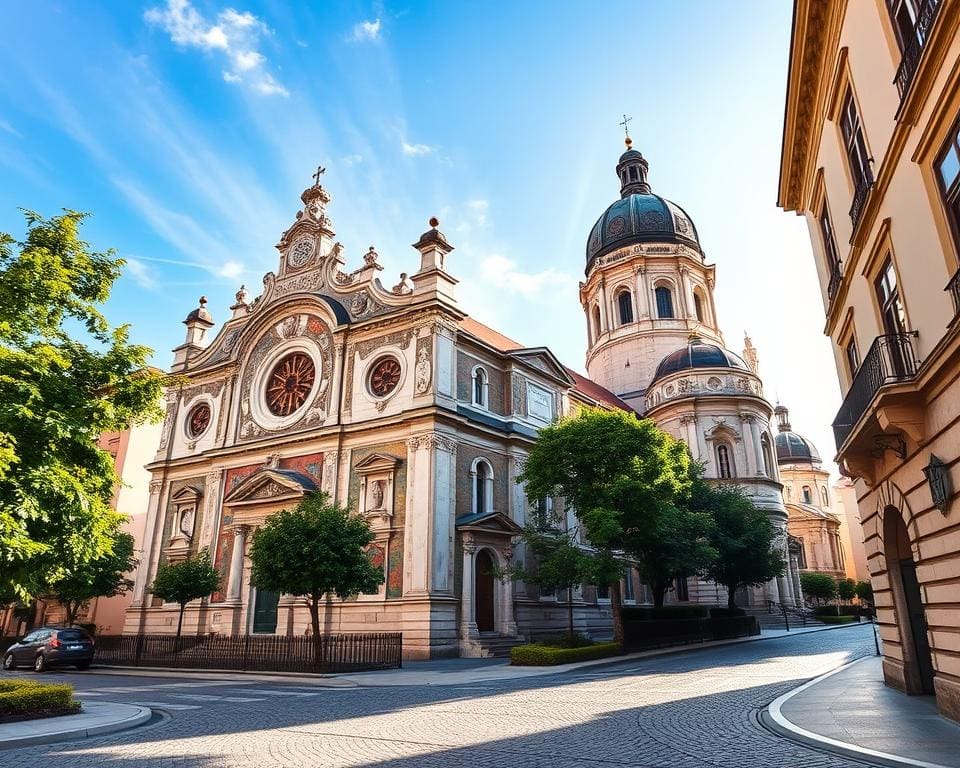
[287, 238, 315, 268]
[369, 356, 402, 397]
[266, 353, 316, 416]
[187, 403, 211, 438]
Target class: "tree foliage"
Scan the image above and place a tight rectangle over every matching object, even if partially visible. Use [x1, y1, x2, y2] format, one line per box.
[149, 549, 221, 637]
[46, 531, 137, 626]
[519, 407, 693, 640]
[836, 577, 857, 603]
[0, 210, 164, 596]
[249, 492, 384, 664]
[800, 572, 837, 605]
[855, 579, 873, 603]
[697, 480, 786, 610]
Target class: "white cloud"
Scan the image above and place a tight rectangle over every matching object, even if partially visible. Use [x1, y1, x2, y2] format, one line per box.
[217, 260, 245, 279]
[124, 257, 158, 289]
[349, 18, 381, 42]
[0, 118, 21, 138]
[145, 0, 288, 97]
[478, 254, 576, 298]
[401, 141, 434, 157]
[341, 153, 363, 166]
[466, 199, 489, 226]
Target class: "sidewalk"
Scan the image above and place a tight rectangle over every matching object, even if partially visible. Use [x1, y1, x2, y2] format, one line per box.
[765, 655, 960, 768]
[0, 701, 151, 749]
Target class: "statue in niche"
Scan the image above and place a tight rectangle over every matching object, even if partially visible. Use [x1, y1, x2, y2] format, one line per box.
[179, 507, 195, 538]
[371, 479, 385, 510]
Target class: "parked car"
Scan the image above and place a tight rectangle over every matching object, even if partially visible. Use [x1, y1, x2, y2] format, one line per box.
[2, 627, 95, 672]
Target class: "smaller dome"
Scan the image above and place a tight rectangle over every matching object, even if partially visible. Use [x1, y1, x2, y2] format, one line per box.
[183, 296, 214, 326]
[775, 430, 822, 465]
[651, 337, 750, 383]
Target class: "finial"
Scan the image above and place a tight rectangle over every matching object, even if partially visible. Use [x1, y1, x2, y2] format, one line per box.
[199, 296, 207, 307]
[619, 113, 633, 148]
[312, 165, 326, 185]
[429, 216, 440, 228]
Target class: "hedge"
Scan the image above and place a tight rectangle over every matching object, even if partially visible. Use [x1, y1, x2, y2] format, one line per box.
[621, 605, 709, 620]
[818, 615, 858, 624]
[0, 679, 79, 720]
[511, 642, 621, 666]
[813, 606, 871, 617]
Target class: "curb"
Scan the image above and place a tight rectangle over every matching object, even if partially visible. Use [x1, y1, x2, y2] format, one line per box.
[762, 656, 952, 768]
[0, 703, 152, 750]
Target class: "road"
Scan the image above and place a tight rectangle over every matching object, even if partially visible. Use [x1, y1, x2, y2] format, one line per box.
[0, 625, 877, 767]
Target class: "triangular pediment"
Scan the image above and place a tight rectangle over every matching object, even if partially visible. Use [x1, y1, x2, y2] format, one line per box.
[354, 452, 402, 475]
[224, 468, 318, 507]
[456, 511, 524, 535]
[171, 486, 202, 504]
[508, 348, 574, 385]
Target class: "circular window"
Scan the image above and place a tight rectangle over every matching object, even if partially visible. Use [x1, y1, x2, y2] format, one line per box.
[187, 403, 211, 438]
[287, 237, 315, 268]
[265, 352, 316, 417]
[368, 356, 402, 397]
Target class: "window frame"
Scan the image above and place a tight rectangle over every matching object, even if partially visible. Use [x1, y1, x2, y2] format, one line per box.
[654, 285, 675, 319]
[471, 365, 489, 409]
[616, 288, 634, 325]
[840, 88, 873, 193]
[935, 116, 960, 259]
[716, 442, 734, 479]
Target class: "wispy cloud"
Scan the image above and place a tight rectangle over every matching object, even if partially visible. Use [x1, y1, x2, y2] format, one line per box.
[401, 140, 433, 157]
[123, 257, 158, 289]
[348, 18, 382, 42]
[341, 153, 363, 166]
[145, 0, 289, 97]
[478, 254, 575, 299]
[0, 118, 22, 138]
[466, 199, 488, 226]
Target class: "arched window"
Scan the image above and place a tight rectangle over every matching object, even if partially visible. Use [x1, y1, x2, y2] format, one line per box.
[592, 305, 602, 338]
[655, 285, 674, 319]
[717, 443, 733, 479]
[761, 434, 774, 478]
[617, 290, 634, 325]
[802, 485, 812, 504]
[473, 459, 493, 515]
[694, 291, 705, 322]
[472, 366, 488, 408]
[820, 486, 829, 507]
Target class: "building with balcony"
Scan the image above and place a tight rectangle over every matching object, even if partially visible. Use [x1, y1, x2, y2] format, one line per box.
[779, 0, 960, 720]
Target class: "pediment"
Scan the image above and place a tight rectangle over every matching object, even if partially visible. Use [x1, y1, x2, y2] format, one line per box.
[223, 468, 317, 507]
[171, 486, 202, 504]
[456, 511, 524, 535]
[508, 348, 574, 384]
[354, 452, 402, 476]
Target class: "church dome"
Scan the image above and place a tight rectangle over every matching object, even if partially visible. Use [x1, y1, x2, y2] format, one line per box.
[650, 336, 750, 384]
[773, 405, 821, 465]
[586, 143, 700, 273]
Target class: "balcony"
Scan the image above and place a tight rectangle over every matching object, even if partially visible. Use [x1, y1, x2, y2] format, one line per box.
[827, 260, 843, 302]
[832, 332, 920, 450]
[894, 0, 942, 101]
[848, 177, 873, 232]
[947, 267, 960, 317]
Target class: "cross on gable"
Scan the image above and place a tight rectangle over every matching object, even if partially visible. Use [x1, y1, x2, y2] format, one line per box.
[312, 165, 326, 185]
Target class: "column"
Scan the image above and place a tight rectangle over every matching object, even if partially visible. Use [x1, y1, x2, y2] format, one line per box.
[791, 554, 804, 605]
[740, 415, 757, 476]
[499, 544, 518, 636]
[750, 419, 765, 476]
[679, 266, 694, 319]
[598, 279, 609, 333]
[131, 478, 165, 608]
[635, 266, 649, 318]
[460, 536, 478, 641]
[226, 525, 248, 602]
[680, 415, 699, 461]
[200, 469, 223, 550]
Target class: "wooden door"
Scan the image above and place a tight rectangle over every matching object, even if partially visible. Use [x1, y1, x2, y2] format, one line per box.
[475, 550, 495, 633]
[252, 589, 280, 634]
[900, 558, 935, 694]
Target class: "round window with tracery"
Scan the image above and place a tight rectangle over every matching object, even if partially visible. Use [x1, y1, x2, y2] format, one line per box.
[368, 356, 402, 397]
[187, 403, 211, 438]
[265, 352, 316, 417]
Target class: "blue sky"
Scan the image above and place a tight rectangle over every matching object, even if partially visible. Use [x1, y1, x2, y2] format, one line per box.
[0, 1, 842, 471]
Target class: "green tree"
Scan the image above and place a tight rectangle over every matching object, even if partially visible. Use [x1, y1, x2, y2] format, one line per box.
[0, 210, 164, 596]
[46, 532, 137, 626]
[519, 407, 693, 643]
[855, 579, 874, 604]
[149, 549, 221, 638]
[800, 572, 837, 605]
[249, 492, 384, 665]
[836, 577, 856, 604]
[697, 481, 786, 610]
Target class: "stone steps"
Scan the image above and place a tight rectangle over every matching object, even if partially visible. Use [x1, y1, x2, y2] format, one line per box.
[755, 611, 824, 630]
[476, 633, 526, 658]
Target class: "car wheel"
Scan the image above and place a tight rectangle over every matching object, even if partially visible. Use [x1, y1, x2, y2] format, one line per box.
[2, 654, 15, 671]
[75, 662, 90, 671]
[33, 654, 47, 673]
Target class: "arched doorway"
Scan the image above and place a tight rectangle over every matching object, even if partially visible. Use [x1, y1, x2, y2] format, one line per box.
[884, 505, 934, 694]
[475, 549, 496, 633]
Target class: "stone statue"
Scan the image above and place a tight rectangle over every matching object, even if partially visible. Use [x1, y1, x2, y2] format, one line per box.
[371, 479, 384, 510]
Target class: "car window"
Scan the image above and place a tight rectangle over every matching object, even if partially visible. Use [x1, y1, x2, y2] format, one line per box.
[57, 629, 90, 642]
[20, 632, 37, 643]
[35, 630, 51, 642]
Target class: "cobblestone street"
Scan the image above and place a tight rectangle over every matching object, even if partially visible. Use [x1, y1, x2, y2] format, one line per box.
[0, 626, 879, 767]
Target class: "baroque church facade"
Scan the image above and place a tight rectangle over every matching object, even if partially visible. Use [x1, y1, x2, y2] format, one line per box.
[127, 139, 801, 657]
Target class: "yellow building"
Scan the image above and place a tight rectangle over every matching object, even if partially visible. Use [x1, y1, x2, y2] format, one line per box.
[779, 0, 960, 719]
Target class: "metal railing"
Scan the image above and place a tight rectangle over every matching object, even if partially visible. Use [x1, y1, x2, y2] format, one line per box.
[947, 267, 960, 317]
[894, 0, 942, 101]
[92, 632, 402, 673]
[766, 600, 817, 631]
[832, 332, 920, 449]
[827, 260, 843, 301]
[849, 177, 874, 231]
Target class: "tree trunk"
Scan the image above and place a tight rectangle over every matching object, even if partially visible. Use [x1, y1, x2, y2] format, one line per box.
[176, 602, 185, 638]
[64, 601, 77, 626]
[567, 586, 574, 639]
[309, 595, 322, 669]
[610, 580, 624, 646]
[652, 579, 667, 609]
[727, 584, 737, 611]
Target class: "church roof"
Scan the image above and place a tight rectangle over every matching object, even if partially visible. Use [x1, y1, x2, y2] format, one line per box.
[773, 405, 821, 464]
[563, 366, 633, 411]
[785, 502, 840, 524]
[650, 336, 750, 385]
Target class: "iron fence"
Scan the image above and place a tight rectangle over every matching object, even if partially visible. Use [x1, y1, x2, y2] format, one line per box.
[894, 0, 941, 101]
[91, 632, 402, 673]
[947, 267, 960, 317]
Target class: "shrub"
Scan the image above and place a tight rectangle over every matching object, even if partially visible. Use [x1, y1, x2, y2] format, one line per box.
[621, 605, 709, 620]
[818, 615, 857, 625]
[813, 605, 863, 617]
[511, 642, 621, 666]
[0, 679, 79, 720]
[709, 606, 746, 618]
[800, 572, 838, 604]
[855, 580, 873, 603]
[536, 633, 594, 648]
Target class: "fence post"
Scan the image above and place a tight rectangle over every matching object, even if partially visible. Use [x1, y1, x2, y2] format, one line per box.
[135, 633, 145, 667]
[242, 633, 250, 672]
[782, 605, 790, 632]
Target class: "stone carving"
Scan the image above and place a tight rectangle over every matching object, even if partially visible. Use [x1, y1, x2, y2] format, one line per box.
[158, 402, 176, 451]
[351, 291, 371, 316]
[179, 507, 195, 537]
[512, 373, 527, 415]
[276, 269, 325, 297]
[149, 479, 164, 495]
[342, 349, 356, 415]
[276, 316, 302, 339]
[210, 328, 241, 362]
[371, 479, 384, 509]
[182, 380, 225, 402]
[706, 376, 722, 391]
[407, 433, 457, 454]
[392, 273, 413, 295]
[287, 237, 315, 269]
[322, 452, 339, 491]
[363, 247, 383, 269]
[250, 480, 290, 500]
[356, 329, 414, 361]
[414, 337, 432, 394]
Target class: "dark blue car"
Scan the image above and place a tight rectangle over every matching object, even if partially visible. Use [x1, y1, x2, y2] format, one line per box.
[3, 627, 95, 672]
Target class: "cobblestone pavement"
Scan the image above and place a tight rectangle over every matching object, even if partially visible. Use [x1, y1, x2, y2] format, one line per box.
[0, 626, 878, 767]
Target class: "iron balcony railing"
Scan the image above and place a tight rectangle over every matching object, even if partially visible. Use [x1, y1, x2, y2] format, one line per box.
[947, 267, 960, 317]
[827, 260, 843, 302]
[832, 332, 920, 449]
[894, 0, 942, 101]
[849, 176, 874, 231]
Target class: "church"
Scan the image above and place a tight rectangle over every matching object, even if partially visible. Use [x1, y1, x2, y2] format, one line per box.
[125, 135, 802, 658]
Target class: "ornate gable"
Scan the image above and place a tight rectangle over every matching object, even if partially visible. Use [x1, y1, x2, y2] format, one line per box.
[508, 347, 575, 385]
[223, 468, 317, 508]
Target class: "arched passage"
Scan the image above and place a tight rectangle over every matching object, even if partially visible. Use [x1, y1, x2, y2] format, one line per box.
[884, 505, 935, 694]
[475, 549, 496, 633]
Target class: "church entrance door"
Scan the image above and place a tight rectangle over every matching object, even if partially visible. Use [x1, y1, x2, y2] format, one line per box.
[475, 550, 495, 633]
[252, 589, 280, 634]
